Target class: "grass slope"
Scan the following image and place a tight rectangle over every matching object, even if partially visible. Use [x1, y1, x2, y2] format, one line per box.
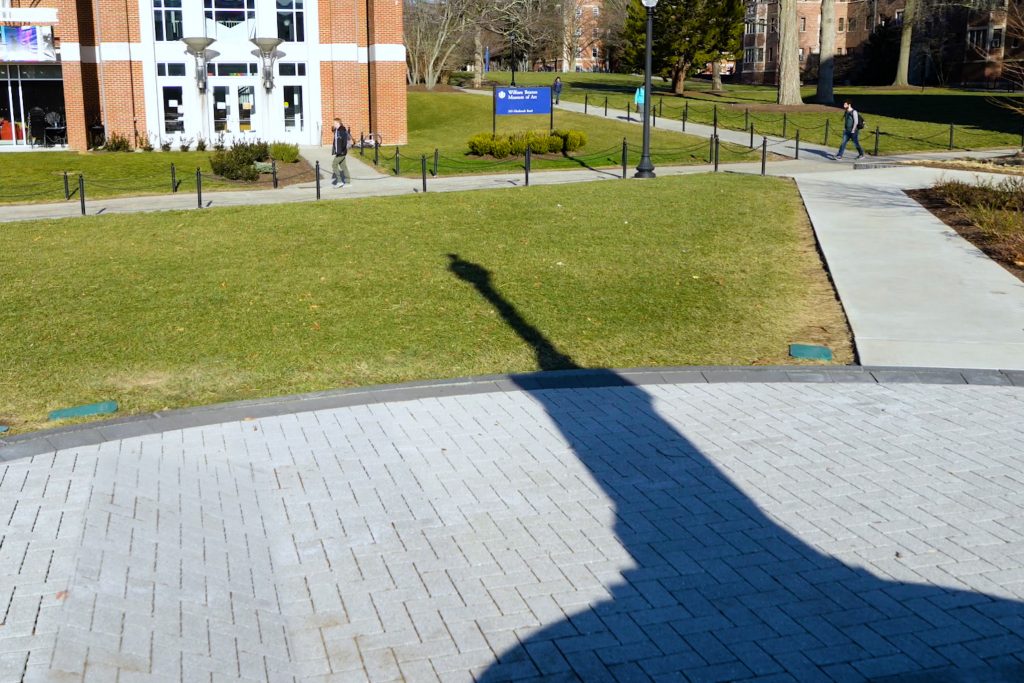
[0, 174, 851, 433]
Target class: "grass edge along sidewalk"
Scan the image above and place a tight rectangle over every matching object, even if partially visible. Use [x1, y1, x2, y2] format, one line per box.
[0, 173, 852, 433]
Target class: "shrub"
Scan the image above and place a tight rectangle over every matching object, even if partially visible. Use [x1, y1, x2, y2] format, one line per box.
[491, 138, 512, 159]
[448, 71, 474, 87]
[160, 140, 172, 152]
[140, 133, 155, 152]
[529, 134, 549, 154]
[467, 133, 494, 156]
[270, 141, 300, 163]
[209, 149, 260, 181]
[508, 132, 530, 156]
[230, 139, 269, 166]
[213, 133, 226, 151]
[546, 134, 564, 154]
[179, 137, 193, 152]
[553, 129, 587, 152]
[196, 136, 207, 152]
[105, 132, 132, 152]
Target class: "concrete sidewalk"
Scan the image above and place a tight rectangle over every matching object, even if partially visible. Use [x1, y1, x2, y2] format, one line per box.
[794, 165, 1024, 370]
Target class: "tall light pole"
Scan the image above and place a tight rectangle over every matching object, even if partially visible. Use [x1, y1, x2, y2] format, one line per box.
[634, 0, 658, 178]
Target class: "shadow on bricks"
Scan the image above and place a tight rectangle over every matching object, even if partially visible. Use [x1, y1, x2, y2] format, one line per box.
[448, 253, 1024, 683]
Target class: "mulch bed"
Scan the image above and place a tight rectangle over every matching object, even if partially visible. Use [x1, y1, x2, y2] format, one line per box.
[907, 188, 1024, 283]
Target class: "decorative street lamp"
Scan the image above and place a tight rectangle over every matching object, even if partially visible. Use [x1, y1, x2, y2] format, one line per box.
[182, 37, 216, 93]
[251, 37, 284, 92]
[634, 0, 658, 179]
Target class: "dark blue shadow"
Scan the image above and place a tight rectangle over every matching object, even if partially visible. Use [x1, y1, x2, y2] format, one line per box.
[447, 254, 1024, 683]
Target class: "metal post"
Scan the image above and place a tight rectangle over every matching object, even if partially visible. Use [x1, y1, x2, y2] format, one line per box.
[714, 135, 720, 172]
[525, 147, 531, 187]
[783, 113, 788, 139]
[171, 163, 178, 193]
[433, 148, 439, 176]
[795, 130, 801, 160]
[374, 141, 380, 166]
[272, 160, 278, 188]
[658, 97, 663, 117]
[492, 87, 497, 137]
[761, 137, 767, 176]
[621, 137, 627, 180]
[745, 108, 749, 131]
[627, 100, 631, 122]
[681, 108, 686, 133]
[713, 105, 718, 134]
[825, 119, 830, 146]
[315, 160, 321, 200]
[421, 154, 428, 192]
[709, 134, 714, 164]
[585, 93, 589, 114]
[949, 123, 955, 151]
[196, 168, 202, 208]
[635, 3, 656, 179]
[78, 174, 85, 216]
[874, 126, 880, 156]
[395, 147, 401, 175]
[63, 171, 70, 200]
[604, 96, 608, 117]
[360, 133, 365, 157]
[750, 124, 755, 149]
[652, 107, 656, 128]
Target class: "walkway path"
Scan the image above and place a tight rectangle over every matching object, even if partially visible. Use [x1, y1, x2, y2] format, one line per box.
[1, 373, 1023, 682]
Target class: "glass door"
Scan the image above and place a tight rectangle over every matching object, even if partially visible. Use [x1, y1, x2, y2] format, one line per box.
[237, 85, 255, 133]
[210, 83, 257, 137]
[213, 85, 231, 133]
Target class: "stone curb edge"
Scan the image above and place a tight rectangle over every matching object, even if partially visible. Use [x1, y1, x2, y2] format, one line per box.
[2, 365, 1022, 461]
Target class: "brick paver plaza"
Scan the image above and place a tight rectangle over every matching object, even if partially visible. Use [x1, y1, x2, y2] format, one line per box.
[2, 379, 1023, 682]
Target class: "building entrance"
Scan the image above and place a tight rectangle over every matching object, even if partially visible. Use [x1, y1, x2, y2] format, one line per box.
[0, 64, 65, 147]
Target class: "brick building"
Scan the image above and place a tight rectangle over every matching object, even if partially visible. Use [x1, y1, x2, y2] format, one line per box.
[0, 0, 407, 151]
[962, 0, 1024, 85]
[561, 0, 607, 72]
[739, 0, 906, 85]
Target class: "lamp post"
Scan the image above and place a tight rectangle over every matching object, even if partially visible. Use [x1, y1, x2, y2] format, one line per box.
[634, 0, 657, 178]
[509, 32, 518, 87]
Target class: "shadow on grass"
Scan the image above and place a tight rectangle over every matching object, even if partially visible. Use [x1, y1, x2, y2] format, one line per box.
[447, 253, 1024, 682]
[846, 93, 1023, 136]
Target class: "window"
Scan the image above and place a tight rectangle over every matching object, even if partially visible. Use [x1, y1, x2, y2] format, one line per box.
[207, 63, 258, 76]
[767, 46, 775, 63]
[895, 9, 904, 23]
[157, 63, 186, 77]
[205, 0, 255, 30]
[277, 0, 305, 42]
[757, 21, 765, 34]
[757, 47, 764, 62]
[798, 48, 804, 62]
[592, 47, 598, 58]
[591, 6, 599, 16]
[154, 0, 182, 42]
[162, 86, 184, 134]
[848, 18, 857, 32]
[575, 7, 583, 18]
[745, 22, 756, 35]
[968, 28, 987, 51]
[744, 48, 756, 64]
[278, 63, 307, 76]
[800, 16, 806, 32]
[991, 28, 1003, 49]
[283, 85, 303, 131]
[838, 17, 844, 32]
[769, 17, 778, 33]
[238, 85, 255, 132]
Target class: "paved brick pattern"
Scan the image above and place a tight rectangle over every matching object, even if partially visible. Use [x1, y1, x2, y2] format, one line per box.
[2, 382, 1023, 682]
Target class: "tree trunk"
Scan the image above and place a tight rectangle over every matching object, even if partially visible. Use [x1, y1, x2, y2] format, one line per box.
[777, 0, 802, 105]
[893, 0, 918, 87]
[473, 29, 484, 88]
[671, 59, 689, 94]
[711, 59, 723, 92]
[815, 0, 835, 103]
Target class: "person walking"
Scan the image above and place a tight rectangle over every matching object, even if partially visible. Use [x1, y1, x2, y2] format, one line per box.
[553, 77, 562, 105]
[330, 118, 350, 188]
[834, 100, 865, 161]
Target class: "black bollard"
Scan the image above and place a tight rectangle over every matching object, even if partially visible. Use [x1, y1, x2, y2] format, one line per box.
[196, 168, 203, 208]
[761, 137, 767, 176]
[525, 147, 531, 187]
[78, 174, 85, 216]
[713, 105, 718, 139]
[433, 148, 439, 177]
[395, 147, 401, 175]
[374, 141, 380, 166]
[795, 130, 801, 160]
[585, 93, 589, 114]
[63, 171, 70, 200]
[745, 108, 749, 131]
[659, 97, 663, 118]
[949, 123, 955, 151]
[272, 160, 278, 188]
[627, 100, 631, 123]
[621, 138, 627, 180]
[750, 123, 755, 149]
[171, 163, 178, 193]
[360, 133, 365, 156]
[421, 154, 428, 192]
[315, 160, 321, 200]
[652, 108, 656, 128]
[874, 126, 880, 156]
[783, 113, 788, 139]
[714, 135, 720, 172]
[604, 96, 608, 117]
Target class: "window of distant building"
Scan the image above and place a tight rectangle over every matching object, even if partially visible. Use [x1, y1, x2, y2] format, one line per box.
[277, 0, 305, 42]
[800, 17, 806, 32]
[770, 17, 778, 33]
[848, 17, 856, 32]
[205, 0, 255, 30]
[991, 28, 1003, 49]
[967, 28, 987, 52]
[757, 47, 765, 62]
[798, 48, 804, 62]
[745, 47, 756, 64]
[838, 17, 844, 32]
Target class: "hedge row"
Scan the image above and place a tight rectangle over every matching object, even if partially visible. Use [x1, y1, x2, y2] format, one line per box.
[467, 129, 588, 158]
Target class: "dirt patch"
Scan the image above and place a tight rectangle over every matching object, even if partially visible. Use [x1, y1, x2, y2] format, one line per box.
[908, 188, 1024, 283]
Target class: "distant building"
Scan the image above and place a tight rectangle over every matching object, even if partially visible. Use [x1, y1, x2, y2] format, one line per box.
[561, 1, 607, 72]
[0, 0, 407, 151]
[961, 0, 1024, 86]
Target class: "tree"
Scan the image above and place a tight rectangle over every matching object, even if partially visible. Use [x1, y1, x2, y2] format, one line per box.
[892, 0, 1003, 87]
[815, 0, 836, 103]
[705, 0, 744, 92]
[404, 0, 473, 89]
[776, 0, 801, 104]
[622, 0, 716, 95]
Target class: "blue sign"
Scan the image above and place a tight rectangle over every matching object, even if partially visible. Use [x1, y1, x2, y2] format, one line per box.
[495, 87, 552, 116]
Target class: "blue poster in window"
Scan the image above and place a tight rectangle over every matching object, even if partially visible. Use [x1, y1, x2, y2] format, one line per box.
[495, 87, 552, 116]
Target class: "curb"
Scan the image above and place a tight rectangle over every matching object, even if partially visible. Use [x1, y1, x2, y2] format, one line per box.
[2, 365, 1022, 461]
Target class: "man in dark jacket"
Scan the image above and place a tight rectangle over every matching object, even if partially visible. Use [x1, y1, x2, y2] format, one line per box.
[331, 118, 350, 187]
[834, 100, 864, 161]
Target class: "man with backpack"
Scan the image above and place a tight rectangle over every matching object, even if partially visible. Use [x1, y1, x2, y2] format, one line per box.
[331, 118, 350, 188]
[834, 100, 865, 161]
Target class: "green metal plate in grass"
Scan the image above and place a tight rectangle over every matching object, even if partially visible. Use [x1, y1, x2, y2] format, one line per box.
[48, 401, 118, 422]
[789, 344, 833, 361]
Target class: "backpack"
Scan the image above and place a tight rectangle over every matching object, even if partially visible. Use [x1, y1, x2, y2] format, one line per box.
[856, 112, 866, 131]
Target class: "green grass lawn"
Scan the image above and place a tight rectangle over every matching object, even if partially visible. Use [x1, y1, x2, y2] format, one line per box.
[374, 90, 760, 177]
[0, 150, 305, 206]
[0, 173, 851, 433]
[483, 72, 1024, 154]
